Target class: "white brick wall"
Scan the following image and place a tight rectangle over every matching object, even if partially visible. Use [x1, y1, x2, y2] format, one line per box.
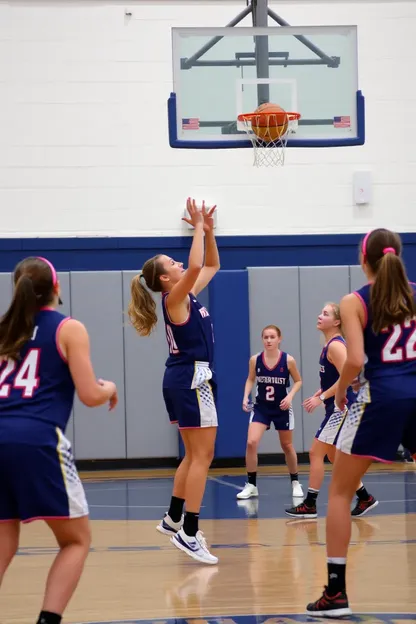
[1, 1, 415, 237]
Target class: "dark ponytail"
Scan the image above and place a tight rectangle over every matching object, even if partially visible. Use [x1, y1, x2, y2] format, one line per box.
[0, 256, 58, 361]
[0, 276, 38, 360]
[361, 229, 415, 333]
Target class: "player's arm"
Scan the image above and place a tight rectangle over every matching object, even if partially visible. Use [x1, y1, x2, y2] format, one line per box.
[285, 355, 302, 399]
[193, 204, 220, 295]
[242, 355, 257, 411]
[319, 340, 348, 400]
[336, 294, 365, 406]
[167, 199, 204, 309]
[59, 319, 118, 410]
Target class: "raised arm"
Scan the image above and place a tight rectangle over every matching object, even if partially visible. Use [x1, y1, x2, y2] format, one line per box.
[192, 202, 220, 296]
[166, 198, 205, 310]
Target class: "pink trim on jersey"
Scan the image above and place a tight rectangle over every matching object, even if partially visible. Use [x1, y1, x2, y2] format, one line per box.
[162, 292, 191, 326]
[55, 317, 72, 363]
[352, 291, 368, 328]
[261, 350, 282, 371]
[39, 306, 55, 312]
[350, 452, 392, 464]
[178, 425, 218, 430]
[22, 514, 89, 524]
[170, 420, 178, 424]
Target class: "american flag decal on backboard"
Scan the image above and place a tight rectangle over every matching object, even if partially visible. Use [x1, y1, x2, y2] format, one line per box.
[182, 118, 200, 130]
[333, 116, 351, 128]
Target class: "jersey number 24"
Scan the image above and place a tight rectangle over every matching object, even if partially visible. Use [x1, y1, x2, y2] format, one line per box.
[0, 349, 40, 399]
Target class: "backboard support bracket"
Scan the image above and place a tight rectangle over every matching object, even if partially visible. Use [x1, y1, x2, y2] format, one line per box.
[180, 0, 339, 78]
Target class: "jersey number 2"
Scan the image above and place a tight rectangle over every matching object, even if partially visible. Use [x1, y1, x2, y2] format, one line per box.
[265, 386, 275, 401]
[382, 320, 416, 362]
[0, 349, 40, 398]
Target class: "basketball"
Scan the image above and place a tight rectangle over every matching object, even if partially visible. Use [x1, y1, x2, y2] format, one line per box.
[251, 103, 289, 142]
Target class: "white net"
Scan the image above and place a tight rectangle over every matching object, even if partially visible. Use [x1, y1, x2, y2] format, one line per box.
[238, 113, 299, 167]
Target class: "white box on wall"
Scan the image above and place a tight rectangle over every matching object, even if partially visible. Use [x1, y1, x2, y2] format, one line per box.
[353, 171, 372, 205]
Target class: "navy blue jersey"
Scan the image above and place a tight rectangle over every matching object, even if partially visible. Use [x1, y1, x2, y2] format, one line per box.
[255, 351, 290, 413]
[0, 308, 75, 444]
[162, 292, 215, 388]
[354, 282, 416, 395]
[319, 336, 355, 411]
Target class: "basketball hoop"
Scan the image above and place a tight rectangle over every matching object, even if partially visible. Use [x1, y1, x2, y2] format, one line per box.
[237, 109, 301, 167]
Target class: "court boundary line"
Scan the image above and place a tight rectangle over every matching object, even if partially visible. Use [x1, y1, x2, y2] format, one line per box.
[74, 611, 416, 624]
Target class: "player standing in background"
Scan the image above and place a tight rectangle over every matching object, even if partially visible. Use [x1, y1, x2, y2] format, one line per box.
[129, 199, 220, 565]
[307, 229, 416, 617]
[0, 256, 118, 624]
[238, 325, 304, 500]
[285, 303, 378, 519]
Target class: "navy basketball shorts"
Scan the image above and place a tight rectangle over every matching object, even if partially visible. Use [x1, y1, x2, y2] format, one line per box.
[336, 381, 416, 462]
[250, 405, 294, 431]
[0, 429, 89, 523]
[163, 380, 218, 429]
[315, 407, 346, 445]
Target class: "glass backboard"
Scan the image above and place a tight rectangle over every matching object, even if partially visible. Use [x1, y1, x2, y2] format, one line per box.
[168, 26, 365, 149]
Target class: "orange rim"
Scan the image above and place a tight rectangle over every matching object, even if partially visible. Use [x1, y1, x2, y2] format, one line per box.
[237, 111, 301, 123]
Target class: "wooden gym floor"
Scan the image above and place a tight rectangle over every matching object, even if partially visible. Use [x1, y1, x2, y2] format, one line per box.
[2, 463, 416, 624]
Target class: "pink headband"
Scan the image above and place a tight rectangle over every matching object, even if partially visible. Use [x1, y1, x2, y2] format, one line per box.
[37, 256, 58, 286]
[361, 231, 372, 258]
[362, 232, 397, 258]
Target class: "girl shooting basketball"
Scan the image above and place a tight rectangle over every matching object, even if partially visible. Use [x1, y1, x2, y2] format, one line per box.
[238, 325, 303, 500]
[285, 303, 378, 519]
[129, 198, 219, 565]
[307, 229, 416, 617]
[0, 257, 118, 624]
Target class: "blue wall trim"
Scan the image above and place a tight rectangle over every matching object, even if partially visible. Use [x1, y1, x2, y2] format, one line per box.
[1, 233, 416, 277]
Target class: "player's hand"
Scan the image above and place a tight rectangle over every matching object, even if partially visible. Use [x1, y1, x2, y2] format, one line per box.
[182, 198, 204, 228]
[280, 396, 292, 411]
[242, 397, 251, 412]
[335, 387, 347, 412]
[98, 379, 118, 411]
[201, 201, 216, 233]
[303, 395, 322, 413]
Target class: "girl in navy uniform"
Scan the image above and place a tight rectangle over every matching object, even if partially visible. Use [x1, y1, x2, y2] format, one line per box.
[307, 228, 416, 617]
[0, 257, 118, 624]
[285, 303, 378, 519]
[238, 325, 303, 499]
[129, 199, 219, 565]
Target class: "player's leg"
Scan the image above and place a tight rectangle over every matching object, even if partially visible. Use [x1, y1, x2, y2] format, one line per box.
[307, 393, 408, 617]
[276, 407, 303, 497]
[41, 516, 91, 619]
[0, 521, 20, 587]
[285, 437, 331, 518]
[0, 448, 21, 587]
[237, 417, 268, 500]
[306, 449, 371, 617]
[171, 427, 218, 564]
[401, 404, 416, 463]
[157, 387, 190, 536]
[170, 382, 218, 564]
[4, 437, 91, 623]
